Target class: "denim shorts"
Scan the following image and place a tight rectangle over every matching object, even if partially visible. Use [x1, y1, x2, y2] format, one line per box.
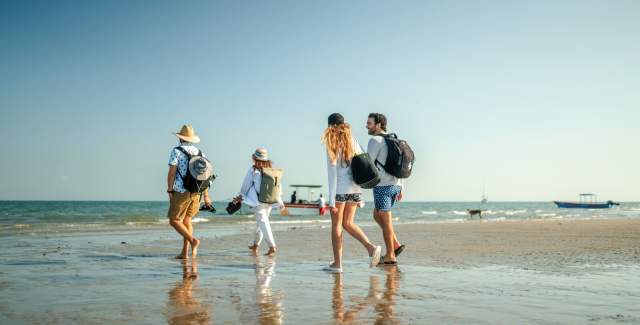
[373, 185, 402, 211]
[335, 193, 362, 203]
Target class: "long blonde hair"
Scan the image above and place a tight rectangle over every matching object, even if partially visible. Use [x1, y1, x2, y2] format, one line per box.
[322, 123, 355, 164]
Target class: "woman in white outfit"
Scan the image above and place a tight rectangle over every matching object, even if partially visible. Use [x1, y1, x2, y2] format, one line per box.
[322, 113, 381, 273]
[234, 148, 285, 257]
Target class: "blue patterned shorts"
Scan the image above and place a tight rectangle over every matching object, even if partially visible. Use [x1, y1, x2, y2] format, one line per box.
[373, 185, 402, 211]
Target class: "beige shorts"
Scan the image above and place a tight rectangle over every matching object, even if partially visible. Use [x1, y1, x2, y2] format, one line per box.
[167, 191, 201, 221]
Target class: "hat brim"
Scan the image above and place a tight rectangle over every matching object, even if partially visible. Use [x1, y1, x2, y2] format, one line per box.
[175, 133, 200, 144]
[188, 159, 213, 180]
[194, 172, 212, 181]
[253, 154, 269, 161]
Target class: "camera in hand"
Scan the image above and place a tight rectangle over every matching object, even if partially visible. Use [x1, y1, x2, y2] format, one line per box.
[226, 201, 241, 215]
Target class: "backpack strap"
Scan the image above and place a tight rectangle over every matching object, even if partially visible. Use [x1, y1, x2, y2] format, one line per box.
[175, 146, 202, 158]
[174, 146, 192, 158]
[374, 134, 394, 169]
[173, 146, 196, 178]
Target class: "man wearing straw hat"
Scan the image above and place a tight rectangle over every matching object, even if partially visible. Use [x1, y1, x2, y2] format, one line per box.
[166, 125, 213, 259]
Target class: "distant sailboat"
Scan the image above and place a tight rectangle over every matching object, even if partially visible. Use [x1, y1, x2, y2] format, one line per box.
[480, 180, 488, 204]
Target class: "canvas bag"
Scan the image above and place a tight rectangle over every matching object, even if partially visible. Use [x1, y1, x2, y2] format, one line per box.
[258, 168, 283, 204]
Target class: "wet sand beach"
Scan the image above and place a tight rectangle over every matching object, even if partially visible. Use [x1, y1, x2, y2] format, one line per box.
[218, 219, 640, 271]
[1, 219, 639, 324]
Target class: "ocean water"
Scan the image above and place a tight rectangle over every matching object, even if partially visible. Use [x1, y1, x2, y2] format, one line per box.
[1, 201, 639, 235]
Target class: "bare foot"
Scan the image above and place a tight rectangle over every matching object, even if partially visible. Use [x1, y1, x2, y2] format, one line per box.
[190, 238, 200, 258]
[248, 244, 258, 255]
[175, 254, 188, 260]
[265, 247, 276, 257]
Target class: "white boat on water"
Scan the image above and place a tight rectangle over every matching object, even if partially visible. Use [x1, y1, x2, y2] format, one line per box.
[283, 184, 328, 216]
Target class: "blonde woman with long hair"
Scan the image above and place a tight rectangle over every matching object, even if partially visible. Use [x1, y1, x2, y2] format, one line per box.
[322, 113, 381, 273]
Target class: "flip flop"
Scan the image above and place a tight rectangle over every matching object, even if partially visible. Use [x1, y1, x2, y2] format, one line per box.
[378, 257, 398, 266]
[394, 244, 406, 257]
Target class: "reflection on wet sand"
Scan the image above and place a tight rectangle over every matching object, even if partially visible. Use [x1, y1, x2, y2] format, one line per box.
[236, 256, 284, 324]
[373, 267, 401, 324]
[166, 260, 211, 325]
[332, 267, 402, 324]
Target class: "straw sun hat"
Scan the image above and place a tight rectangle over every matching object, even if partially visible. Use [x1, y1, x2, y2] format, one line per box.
[174, 125, 200, 143]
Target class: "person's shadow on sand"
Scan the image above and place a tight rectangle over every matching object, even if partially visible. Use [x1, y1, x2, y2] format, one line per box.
[332, 266, 401, 324]
[166, 260, 211, 325]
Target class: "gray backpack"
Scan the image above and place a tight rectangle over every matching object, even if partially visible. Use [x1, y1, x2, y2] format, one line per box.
[258, 168, 283, 204]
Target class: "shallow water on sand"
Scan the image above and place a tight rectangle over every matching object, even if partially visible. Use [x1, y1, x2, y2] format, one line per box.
[1, 227, 639, 324]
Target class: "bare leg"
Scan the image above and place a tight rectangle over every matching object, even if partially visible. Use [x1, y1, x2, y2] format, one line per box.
[330, 203, 345, 268]
[342, 203, 376, 255]
[377, 210, 397, 262]
[374, 210, 402, 251]
[170, 219, 200, 255]
[179, 216, 193, 258]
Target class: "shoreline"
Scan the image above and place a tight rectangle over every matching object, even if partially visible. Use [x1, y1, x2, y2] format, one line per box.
[3, 214, 640, 235]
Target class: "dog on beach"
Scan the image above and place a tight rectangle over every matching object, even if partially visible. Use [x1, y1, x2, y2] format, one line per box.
[467, 209, 483, 219]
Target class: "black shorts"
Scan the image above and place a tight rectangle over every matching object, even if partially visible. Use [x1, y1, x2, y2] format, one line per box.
[335, 193, 362, 203]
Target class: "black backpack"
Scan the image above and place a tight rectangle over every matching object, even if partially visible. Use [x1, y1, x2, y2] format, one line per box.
[350, 152, 381, 189]
[174, 147, 213, 193]
[376, 134, 415, 179]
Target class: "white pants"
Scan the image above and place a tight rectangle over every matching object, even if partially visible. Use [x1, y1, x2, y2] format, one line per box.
[252, 204, 276, 248]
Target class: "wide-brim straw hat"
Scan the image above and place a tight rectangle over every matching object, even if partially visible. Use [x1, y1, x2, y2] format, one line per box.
[253, 148, 269, 161]
[175, 124, 200, 144]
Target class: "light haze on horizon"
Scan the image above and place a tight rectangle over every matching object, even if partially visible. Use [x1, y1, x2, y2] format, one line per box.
[1, 1, 638, 202]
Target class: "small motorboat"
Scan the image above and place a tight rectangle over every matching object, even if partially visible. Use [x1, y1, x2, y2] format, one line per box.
[554, 194, 620, 209]
[283, 184, 328, 216]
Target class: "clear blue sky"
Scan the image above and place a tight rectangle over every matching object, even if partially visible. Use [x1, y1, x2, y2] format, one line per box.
[1, 0, 638, 201]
